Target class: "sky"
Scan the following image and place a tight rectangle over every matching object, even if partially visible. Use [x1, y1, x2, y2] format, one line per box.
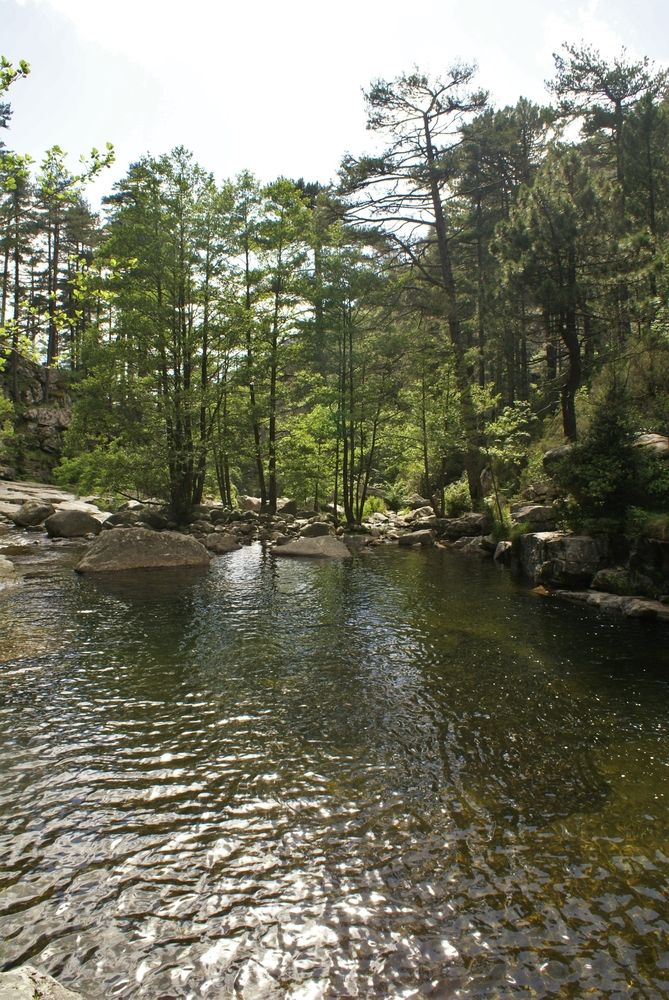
[2, 0, 668, 206]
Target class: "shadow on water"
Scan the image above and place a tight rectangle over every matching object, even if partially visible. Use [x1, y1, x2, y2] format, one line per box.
[0, 543, 668, 997]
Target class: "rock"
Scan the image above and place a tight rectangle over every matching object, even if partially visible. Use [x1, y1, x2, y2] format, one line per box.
[407, 493, 431, 510]
[210, 508, 232, 524]
[511, 504, 557, 530]
[0, 964, 83, 999]
[542, 444, 573, 474]
[204, 533, 241, 554]
[0, 556, 15, 576]
[520, 531, 611, 587]
[137, 508, 172, 531]
[45, 509, 103, 538]
[11, 499, 55, 527]
[591, 566, 649, 597]
[240, 495, 262, 512]
[414, 515, 438, 529]
[300, 521, 333, 537]
[630, 537, 669, 593]
[75, 527, 210, 573]
[398, 529, 434, 546]
[277, 497, 298, 516]
[105, 510, 141, 527]
[449, 535, 490, 556]
[555, 589, 669, 623]
[410, 505, 434, 520]
[633, 432, 669, 460]
[494, 540, 513, 564]
[440, 512, 490, 540]
[189, 520, 216, 534]
[273, 535, 351, 559]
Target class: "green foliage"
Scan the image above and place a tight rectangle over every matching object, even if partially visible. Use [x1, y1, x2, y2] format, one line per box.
[443, 477, 472, 516]
[625, 507, 669, 540]
[549, 390, 669, 530]
[383, 481, 406, 513]
[362, 495, 386, 519]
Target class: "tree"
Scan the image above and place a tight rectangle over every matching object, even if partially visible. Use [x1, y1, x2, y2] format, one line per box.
[341, 67, 488, 502]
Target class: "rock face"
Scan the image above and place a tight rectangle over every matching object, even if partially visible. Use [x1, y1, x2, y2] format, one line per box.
[75, 527, 210, 573]
[46, 509, 103, 538]
[0, 965, 83, 999]
[273, 535, 351, 559]
[520, 532, 611, 587]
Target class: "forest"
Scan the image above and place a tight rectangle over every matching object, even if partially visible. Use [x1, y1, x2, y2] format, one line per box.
[1, 45, 669, 529]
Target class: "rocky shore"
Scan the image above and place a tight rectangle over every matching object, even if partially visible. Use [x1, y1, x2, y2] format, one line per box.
[1, 480, 667, 624]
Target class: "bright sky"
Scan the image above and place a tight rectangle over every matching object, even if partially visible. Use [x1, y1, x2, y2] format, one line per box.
[3, 0, 668, 205]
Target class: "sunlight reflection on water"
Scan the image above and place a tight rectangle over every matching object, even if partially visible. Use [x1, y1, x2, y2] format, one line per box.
[0, 544, 667, 997]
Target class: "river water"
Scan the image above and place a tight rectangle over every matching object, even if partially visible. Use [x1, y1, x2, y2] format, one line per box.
[0, 543, 667, 998]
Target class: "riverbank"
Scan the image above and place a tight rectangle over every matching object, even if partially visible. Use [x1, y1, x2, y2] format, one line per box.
[1, 479, 668, 624]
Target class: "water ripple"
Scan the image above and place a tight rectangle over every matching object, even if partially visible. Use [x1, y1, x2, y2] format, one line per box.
[0, 545, 667, 997]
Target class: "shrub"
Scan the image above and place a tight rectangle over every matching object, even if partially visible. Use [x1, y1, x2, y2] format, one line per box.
[443, 477, 472, 516]
[549, 394, 638, 524]
[362, 495, 386, 519]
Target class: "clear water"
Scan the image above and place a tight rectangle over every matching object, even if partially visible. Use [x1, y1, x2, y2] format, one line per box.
[0, 543, 667, 998]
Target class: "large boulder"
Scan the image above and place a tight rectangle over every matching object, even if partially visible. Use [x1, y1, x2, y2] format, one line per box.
[46, 509, 103, 538]
[75, 527, 210, 573]
[273, 535, 351, 559]
[11, 499, 55, 527]
[520, 532, 611, 587]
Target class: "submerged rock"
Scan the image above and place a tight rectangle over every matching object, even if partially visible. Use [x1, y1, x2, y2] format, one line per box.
[273, 535, 350, 559]
[75, 527, 210, 573]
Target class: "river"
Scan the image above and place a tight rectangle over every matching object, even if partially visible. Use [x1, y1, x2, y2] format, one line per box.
[0, 543, 667, 998]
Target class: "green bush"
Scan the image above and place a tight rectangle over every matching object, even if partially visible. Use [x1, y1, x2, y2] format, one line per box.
[362, 495, 387, 519]
[443, 477, 472, 516]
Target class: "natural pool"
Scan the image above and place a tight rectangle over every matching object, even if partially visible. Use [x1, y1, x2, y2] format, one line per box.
[0, 544, 667, 998]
